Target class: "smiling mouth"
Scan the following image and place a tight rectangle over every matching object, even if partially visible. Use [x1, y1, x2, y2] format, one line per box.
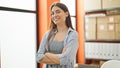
[53, 17, 60, 22]
[54, 19, 59, 22]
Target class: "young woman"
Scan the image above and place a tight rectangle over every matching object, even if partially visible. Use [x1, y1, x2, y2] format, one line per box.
[36, 2, 78, 68]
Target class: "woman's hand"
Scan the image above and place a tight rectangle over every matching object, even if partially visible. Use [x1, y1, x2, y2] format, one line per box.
[62, 46, 68, 53]
[44, 52, 60, 64]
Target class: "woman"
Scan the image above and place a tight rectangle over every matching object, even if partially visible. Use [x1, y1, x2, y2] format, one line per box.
[36, 2, 78, 68]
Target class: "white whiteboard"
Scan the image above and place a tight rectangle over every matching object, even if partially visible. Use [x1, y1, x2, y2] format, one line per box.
[0, 11, 37, 68]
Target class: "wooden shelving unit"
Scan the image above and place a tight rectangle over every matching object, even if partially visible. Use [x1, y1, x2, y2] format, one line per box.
[84, 6, 120, 67]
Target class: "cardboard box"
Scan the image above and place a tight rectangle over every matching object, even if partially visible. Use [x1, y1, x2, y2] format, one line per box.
[85, 31, 96, 40]
[114, 15, 120, 23]
[84, 0, 102, 11]
[107, 10, 120, 15]
[97, 15, 120, 23]
[97, 15, 118, 23]
[107, 16, 115, 23]
[97, 23, 108, 32]
[115, 23, 120, 32]
[85, 17, 96, 24]
[78, 64, 99, 68]
[115, 32, 120, 40]
[85, 17, 96, 31]
[102, 0, 120, 9]
[107, 23, 115, 31]
[97, 17, 109, 23]
[108, 15, 120, 23]
[97, 31, 115, 40]
[85, 23, 96, 31]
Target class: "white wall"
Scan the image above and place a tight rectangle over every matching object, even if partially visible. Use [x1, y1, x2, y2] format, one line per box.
[0, 11, 37, 68]
[60, 0, 76, 29]
[71, 17, 76, 30]
[0, 0, 36, 10]
[60, 0, 76, 16]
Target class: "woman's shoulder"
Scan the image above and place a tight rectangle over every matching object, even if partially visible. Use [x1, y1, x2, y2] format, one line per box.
[43, 30, 50, 38]
[72, 30, 78, 35]
[65, 29, 78, 43]
[68, 28, 78, 36]
[45, 30, 50, 34]
[67, 28, 78, 39]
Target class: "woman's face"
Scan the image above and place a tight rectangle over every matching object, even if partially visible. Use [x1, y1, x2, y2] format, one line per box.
[51, 6, 68, 25]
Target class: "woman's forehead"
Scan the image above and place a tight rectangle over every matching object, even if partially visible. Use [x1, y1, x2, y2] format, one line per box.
[51, 6, 62, 12]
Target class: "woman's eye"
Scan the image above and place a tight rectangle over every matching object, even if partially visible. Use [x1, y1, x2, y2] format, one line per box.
[51, 10, 60, 16]
[56, 10, 60, 13]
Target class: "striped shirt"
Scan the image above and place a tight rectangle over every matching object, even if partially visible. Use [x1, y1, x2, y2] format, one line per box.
[36, 28, 78, 68]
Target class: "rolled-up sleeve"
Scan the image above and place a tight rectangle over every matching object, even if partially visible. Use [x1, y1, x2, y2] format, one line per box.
[59, 31, 78, 65]
[36, 31, 49, 63]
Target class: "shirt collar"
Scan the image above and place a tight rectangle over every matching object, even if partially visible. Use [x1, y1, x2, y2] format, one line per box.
[67, 27, 74, 35]
[54, 27, 74, 34]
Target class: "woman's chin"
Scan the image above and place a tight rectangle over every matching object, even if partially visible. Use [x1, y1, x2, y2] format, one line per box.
[54, 22, 60, 25]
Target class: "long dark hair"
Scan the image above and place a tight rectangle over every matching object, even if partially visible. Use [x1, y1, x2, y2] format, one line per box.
[47, 2, 74, 51]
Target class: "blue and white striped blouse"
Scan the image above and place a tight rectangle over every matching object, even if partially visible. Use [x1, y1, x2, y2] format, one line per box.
[36, 28, 79, 68]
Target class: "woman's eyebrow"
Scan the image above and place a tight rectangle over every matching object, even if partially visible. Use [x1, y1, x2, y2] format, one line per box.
[55, 9, 60, 11]
[51, 9, 60, 13]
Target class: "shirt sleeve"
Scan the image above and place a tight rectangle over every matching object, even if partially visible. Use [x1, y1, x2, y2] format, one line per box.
[36, 31, 49, 63]
[59, 31, 79, 65]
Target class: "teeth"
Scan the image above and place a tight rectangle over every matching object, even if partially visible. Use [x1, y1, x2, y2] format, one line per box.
[53, 16, 60, 22]
[55, 19, 58, 21]
[54, 18, 59, 21]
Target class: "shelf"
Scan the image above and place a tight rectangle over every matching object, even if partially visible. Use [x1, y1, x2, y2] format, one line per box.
[85, 7, 120, 16]
[85, 9, 106, 16]
[85, 40, 120, 43]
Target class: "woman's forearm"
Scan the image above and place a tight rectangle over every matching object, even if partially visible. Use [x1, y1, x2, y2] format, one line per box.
[40, 46, 68, 64]
[39, 52, 60, 64]
[45, 52, 60, 64]
[40, 54, 58, 64]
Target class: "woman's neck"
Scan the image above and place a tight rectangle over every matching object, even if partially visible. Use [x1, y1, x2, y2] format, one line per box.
[57, 24, 68, 33]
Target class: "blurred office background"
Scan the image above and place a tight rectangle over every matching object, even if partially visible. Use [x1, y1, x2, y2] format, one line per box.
[0, 0, 120, 68]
